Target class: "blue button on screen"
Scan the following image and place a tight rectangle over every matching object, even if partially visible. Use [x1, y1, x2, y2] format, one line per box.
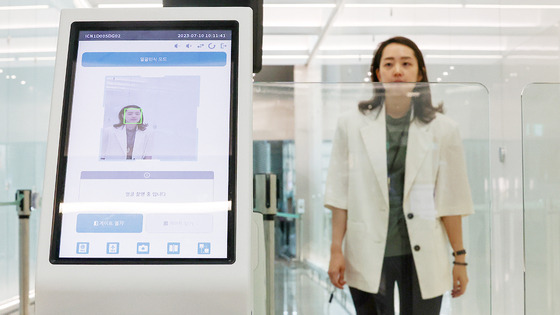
[82, 52, 227, 67]
[76, 214, 143, 233]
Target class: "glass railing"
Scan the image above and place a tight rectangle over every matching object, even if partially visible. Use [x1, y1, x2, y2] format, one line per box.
[254, 82, 491, 315]
[522, 83, 560, 315]
[0, 69, 52, 303]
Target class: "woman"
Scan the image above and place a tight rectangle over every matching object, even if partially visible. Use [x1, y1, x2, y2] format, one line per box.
[101, 105, 154, 160]
[324, 36, 473, 315]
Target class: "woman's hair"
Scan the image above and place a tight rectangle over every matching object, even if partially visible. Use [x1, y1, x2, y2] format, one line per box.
[358, 36, 443, 123]
[113, 105, 148, 131]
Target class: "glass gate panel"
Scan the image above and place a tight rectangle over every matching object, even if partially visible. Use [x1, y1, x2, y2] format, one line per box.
[254, 82, 491, 315]
[522, 83, 560, 315]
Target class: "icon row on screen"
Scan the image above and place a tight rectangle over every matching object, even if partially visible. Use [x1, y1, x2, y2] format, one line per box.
[173, 43, 227, 49]
[75, 242, 212, 255]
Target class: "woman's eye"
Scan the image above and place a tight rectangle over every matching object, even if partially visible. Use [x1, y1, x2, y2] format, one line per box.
[384, 63, 392, 67]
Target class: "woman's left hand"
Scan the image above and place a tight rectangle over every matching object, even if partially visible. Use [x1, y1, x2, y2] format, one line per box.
[451, 264, 468, 298]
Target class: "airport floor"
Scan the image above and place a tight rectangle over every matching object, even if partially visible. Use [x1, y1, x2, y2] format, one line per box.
[16, 260, 350, 315]
[10, 259, 460, 315]
[275, 259, 353, 315]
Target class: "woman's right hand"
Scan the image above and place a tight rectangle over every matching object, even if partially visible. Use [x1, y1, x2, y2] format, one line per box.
[328, 250, 347, 289]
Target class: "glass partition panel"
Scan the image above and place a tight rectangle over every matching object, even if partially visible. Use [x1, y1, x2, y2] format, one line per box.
[254, 82, 490, 315]
[0, 67, 53, 303]
[522, 83, 560, 315]
[0, 0, 60, 302]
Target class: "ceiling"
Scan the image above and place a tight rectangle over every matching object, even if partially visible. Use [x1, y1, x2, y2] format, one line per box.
[1, 0, 560, 69]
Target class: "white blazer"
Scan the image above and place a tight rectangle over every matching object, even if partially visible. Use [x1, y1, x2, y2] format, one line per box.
[101, 126, 154, 160]
[324, 105, 473, 299]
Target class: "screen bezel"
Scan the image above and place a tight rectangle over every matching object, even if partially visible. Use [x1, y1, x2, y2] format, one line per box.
[49, 20, 239, 265]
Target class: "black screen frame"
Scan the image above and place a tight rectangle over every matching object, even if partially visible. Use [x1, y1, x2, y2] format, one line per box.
[49, 20, 239, 265]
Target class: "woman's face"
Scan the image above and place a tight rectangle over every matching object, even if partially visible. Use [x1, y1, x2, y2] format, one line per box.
[124, 108, 142, 124]
[375, 43, 422, 84]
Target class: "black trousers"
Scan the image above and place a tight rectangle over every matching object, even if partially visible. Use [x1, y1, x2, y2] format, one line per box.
[349, 255, 442, 315]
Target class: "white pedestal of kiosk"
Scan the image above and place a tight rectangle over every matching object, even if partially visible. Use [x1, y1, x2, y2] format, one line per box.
[35, 8, 253, 315]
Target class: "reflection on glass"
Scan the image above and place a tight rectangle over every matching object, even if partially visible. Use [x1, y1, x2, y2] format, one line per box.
[522, 83, 560, 315]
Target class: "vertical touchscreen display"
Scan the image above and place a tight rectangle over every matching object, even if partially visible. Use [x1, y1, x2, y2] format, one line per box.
[50, 22, 238, 263]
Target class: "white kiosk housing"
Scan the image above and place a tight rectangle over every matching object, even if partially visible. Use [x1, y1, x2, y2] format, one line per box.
[35, 8, 253, 314]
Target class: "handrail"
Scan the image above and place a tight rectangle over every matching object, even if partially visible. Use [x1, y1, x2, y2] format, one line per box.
[0, 194, 23, 206]
[276, 212, 300, 219]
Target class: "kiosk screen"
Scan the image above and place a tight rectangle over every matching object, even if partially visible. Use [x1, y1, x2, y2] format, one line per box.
[50, 21, 238, 264]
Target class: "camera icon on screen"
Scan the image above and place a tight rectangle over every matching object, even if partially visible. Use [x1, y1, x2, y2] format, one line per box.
[137, 242, 150, 254]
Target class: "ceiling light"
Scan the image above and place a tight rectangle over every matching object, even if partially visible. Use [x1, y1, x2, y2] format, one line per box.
[0, 48, 57, 54]
[319, 45, 551, 52]
[263, 55, 308, 59]
[335, 22, 534, 27]
[10, 75, 16, 79]
[98, 4, 163, 8]
[0, 24, 58, 30]
[422, 46, 503, 51]
[344, 3, 560, 10]
[18, 57, 56, 62]
[465, 4, 560, 9]
[263, 46, 310, 51]
[264, 4, 336, 8]
[0, 5, 49, 10]
[505, 55, 560, 60]
[318, 55, 372, 59]
[443, 72, 449, 76]
[345, 4, 463, 9]
[20, 81, 26, 85]
[425, 55, 503, 59]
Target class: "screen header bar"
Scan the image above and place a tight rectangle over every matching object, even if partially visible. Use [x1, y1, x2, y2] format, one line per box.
[79, 30, 232, 41]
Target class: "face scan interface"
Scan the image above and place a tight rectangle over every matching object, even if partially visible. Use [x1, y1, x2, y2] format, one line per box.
[50, 22, 238, 263]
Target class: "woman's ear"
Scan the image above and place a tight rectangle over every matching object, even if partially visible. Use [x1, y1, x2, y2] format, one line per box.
[417, 67, 426, 81]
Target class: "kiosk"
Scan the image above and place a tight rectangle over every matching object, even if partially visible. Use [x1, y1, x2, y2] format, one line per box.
[35, 8, 253, 314]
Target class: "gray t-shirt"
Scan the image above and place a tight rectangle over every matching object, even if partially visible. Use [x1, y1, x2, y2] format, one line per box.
[384, 111, 412, 257]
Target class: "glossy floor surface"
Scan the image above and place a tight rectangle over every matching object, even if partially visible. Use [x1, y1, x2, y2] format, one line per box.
[275, 259, 354, 315]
